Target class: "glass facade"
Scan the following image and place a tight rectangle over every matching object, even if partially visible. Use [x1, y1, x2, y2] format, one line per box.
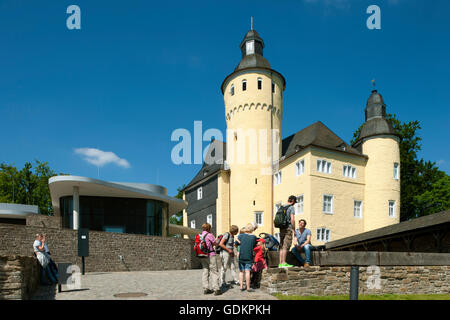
[60, 196, 167, 236]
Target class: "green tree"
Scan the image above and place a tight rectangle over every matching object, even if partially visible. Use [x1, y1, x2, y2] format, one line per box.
[413, 174, 449, 216]
[351, 114, 449, 221]
[0, 164, 19, 203]
[0, 160, 58, 215]
[169, 184, 185, 226]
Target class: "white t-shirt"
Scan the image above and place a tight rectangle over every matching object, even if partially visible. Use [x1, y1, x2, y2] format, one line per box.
[33, 240, 42, 253]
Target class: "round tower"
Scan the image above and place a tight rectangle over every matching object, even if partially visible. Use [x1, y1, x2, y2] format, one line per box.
[221, 29, 286, 234]
[354, 90, 401, 231]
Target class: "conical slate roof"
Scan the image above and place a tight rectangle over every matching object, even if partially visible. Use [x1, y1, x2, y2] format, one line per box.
[354, 90, 397, 145]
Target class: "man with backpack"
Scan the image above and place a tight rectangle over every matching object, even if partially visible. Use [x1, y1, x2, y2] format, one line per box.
[217, 225, 239, 288]
[275, 195, 297, 268]
[197, 223, 222, 295]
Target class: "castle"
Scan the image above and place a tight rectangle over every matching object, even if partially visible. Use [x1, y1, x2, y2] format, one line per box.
[182, 28, 400, 244]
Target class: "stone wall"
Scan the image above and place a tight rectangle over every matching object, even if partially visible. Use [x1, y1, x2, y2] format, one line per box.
[261, 266, 450, 296]
[0, 222, 200, 273]
[0, 255, 40, 300]
[26, 214, 62, 229]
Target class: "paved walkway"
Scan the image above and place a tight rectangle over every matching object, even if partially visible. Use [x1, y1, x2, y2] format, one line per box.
[31, 269, 278, 300]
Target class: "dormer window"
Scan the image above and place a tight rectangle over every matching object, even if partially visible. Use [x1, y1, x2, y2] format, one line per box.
[257, 78, 262, 90]
[246, 40, 255, 55]
[242, 80, 247, 91]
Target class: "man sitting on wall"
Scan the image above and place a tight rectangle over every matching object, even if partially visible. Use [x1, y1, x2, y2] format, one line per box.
[290, 219, 312, 267]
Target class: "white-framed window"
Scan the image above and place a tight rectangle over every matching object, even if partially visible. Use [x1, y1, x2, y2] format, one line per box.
[343, 164, 356, 178]
[323, 195, 333, 214]
[190, 220, 196, 229]
[207, 214, 213, 226]
[317, 228, 331, 242]
[317, 159, 332, 174]
[246, 40, 255, 55]
[254, 211, 264, 227]
[354, 200, 363, 218]
[257, 77, 262, 90]
[295, 195, 304, 214]
[394, 162, 400, 180]
[230, 84, 234, 96]
[242, 79, 247, 91]
[197, 187, 203, 200]
[295, 159, 305, 176]
[274, 171, 282, 185]
[389, 200, 396, 217]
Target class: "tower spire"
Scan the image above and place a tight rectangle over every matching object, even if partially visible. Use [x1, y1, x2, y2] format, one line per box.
[251, 16, 253, 30]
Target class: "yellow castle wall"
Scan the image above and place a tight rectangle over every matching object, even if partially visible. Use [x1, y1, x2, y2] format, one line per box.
[362, 135, 401, 231]
[223, 71, 284, 235]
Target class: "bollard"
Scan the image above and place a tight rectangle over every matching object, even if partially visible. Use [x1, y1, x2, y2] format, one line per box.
[349, 266, 359, 300]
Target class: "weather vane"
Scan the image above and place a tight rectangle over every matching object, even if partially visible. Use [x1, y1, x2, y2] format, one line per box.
[251, 16, 253, 30]
[371, 79, 376, 89]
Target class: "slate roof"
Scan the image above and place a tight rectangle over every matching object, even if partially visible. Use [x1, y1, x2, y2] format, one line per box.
[182, 140, 227, 191]
[281, 121, 364, 160]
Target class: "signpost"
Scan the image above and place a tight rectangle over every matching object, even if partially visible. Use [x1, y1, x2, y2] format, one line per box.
[78, 228, 89, 275]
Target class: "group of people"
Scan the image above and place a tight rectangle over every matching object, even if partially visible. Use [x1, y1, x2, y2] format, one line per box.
[199, 195, 313, 295]
[199, 222, 267, 295]
[33, 233, 59, 285]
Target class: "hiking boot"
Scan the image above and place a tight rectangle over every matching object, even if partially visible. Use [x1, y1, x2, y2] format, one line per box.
[203, 289, 214, 294]
[303, 263, 310, 268]
[214, 290, 222, 296]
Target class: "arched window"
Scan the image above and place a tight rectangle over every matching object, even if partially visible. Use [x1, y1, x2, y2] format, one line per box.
[272, 83, 275, 93]
[242, 79, 247, 91]
[230, 84, 234, 96]
[257, 78, 262, 90]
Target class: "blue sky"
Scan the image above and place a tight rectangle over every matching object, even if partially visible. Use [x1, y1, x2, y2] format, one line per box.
[0, 0, 449, 196]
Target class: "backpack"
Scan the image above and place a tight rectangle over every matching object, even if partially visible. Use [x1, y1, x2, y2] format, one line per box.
[194, 233, 211, 257]
[214, 232, 230, 254]
[258, 233, 280, 251]
[274, 205, 291, 228]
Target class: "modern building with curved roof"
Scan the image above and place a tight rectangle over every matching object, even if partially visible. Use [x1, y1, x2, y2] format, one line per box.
[49, 176, 189, 237]
[0, 203, 39, 225]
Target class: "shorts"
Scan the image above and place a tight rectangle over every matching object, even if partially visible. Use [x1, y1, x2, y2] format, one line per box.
[238, 262, 252, 271]
[280, 228, 293, 250]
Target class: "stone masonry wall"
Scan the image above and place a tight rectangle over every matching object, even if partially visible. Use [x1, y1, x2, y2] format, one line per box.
[0, 222, 200, 273]
[261, 266, 450, 296]
[0, 255, 40, 300]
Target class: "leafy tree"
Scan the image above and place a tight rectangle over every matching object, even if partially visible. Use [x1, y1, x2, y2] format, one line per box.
[0, 160, 58, 215]
[169, 184, 186, 226]
[351, 114, 449, 221]
[413, 175, 449, 216]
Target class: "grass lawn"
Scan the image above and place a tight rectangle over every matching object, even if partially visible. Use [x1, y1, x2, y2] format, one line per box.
[273, 293, 450, 300]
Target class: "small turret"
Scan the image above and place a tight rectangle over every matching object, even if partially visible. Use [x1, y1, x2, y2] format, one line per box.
[357, 89, 401, 231]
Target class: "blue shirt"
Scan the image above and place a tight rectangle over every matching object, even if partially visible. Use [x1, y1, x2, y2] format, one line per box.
[295, 228, 311, 246]
[237, 233, 257, 264]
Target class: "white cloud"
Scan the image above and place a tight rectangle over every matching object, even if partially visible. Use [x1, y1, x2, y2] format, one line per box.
[74, 148, 131, 169]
